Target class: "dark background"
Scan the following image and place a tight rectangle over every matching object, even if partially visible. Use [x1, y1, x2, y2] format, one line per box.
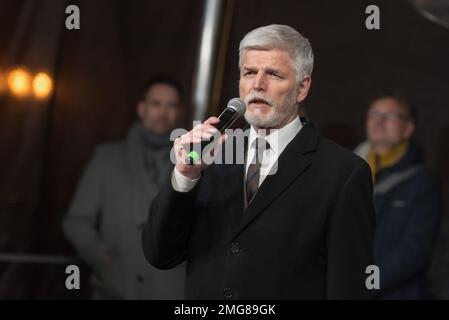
[0, 0, 448, 299]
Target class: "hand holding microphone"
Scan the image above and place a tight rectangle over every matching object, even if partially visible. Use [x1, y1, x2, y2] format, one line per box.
[174, 98, 246, 180]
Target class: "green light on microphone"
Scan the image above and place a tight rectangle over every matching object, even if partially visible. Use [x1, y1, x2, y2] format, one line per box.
[187, 150, 200, 163]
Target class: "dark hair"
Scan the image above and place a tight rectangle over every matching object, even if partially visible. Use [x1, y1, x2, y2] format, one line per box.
[142, 75, 183, 102]
[368, 91, 416, 122]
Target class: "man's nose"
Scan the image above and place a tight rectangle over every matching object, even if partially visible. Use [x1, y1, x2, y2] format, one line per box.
[253, 71, 266, 91]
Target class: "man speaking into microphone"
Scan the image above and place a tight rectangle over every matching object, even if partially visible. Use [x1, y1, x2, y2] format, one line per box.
[142, 25, 376, 299]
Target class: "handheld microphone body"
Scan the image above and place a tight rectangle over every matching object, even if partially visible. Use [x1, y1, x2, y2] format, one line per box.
[185, 98, 246, 164]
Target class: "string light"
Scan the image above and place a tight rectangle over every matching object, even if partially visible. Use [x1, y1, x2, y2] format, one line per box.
[33, 72, 53, 99]
[7, 67, 32, 98]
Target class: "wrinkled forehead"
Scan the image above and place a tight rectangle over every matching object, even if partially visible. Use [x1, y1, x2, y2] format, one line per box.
[241, 48, 295, 69]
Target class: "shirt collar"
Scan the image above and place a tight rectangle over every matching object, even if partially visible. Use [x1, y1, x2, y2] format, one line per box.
[248, 116, 302, 156]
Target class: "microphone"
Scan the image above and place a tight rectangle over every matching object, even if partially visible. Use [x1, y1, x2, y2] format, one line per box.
[185, 98, 247, 165]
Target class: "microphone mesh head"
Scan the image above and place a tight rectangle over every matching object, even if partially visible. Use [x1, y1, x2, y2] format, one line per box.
[227, 98, 246, 116]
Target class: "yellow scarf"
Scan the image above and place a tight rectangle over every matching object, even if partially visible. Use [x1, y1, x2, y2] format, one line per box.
[367, 141, 409, 183]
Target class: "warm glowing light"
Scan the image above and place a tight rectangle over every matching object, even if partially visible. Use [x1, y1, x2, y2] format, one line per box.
[7, 67, 32, 97]
[33, 72, 53, 99]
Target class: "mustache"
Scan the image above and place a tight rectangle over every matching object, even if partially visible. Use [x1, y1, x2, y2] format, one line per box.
[245, 92, 275, 107]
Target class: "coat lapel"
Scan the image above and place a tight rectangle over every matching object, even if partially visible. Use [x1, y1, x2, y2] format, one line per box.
[231, 122, 320, 240]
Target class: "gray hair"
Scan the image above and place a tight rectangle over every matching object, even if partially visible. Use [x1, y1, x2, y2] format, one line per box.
[239, 24, 314, 83]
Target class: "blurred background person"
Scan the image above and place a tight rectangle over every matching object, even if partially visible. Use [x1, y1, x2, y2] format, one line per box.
[355, 93, 442, 299]
[62, 75, 186, 299]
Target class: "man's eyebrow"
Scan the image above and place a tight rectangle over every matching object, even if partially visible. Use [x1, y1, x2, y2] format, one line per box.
[265, 67, 284, 75]
[242, 66, 284, 72]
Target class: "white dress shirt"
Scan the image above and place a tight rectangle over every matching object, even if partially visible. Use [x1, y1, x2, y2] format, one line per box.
[172, 116, 303, 192]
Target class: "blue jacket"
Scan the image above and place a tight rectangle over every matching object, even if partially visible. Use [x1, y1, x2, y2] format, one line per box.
[368, 140, 442, 299]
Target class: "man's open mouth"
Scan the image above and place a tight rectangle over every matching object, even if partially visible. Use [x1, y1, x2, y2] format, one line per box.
[249, 98, 271, 107]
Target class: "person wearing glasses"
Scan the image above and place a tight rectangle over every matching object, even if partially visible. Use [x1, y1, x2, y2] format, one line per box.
[355, 93, 442, 299]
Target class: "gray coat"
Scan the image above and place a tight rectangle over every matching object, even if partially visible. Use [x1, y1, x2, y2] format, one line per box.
[63, 126, 185, 299]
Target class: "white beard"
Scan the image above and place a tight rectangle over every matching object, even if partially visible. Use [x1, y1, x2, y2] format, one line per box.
[243, 90, 298, 129]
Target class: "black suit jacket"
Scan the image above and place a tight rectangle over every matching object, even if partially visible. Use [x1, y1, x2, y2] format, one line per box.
[142, 122, 376, 299]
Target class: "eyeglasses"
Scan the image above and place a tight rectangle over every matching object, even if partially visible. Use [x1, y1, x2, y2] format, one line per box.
[367, 110, 409, 122]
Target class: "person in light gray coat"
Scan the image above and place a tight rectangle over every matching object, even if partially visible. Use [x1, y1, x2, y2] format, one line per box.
[63, 76, 186, 299]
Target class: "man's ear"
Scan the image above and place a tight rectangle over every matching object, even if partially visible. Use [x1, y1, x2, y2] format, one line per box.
[296, 77, 312, 103]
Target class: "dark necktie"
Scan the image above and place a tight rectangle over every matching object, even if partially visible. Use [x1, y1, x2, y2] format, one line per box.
[246, 137, 270, 204]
